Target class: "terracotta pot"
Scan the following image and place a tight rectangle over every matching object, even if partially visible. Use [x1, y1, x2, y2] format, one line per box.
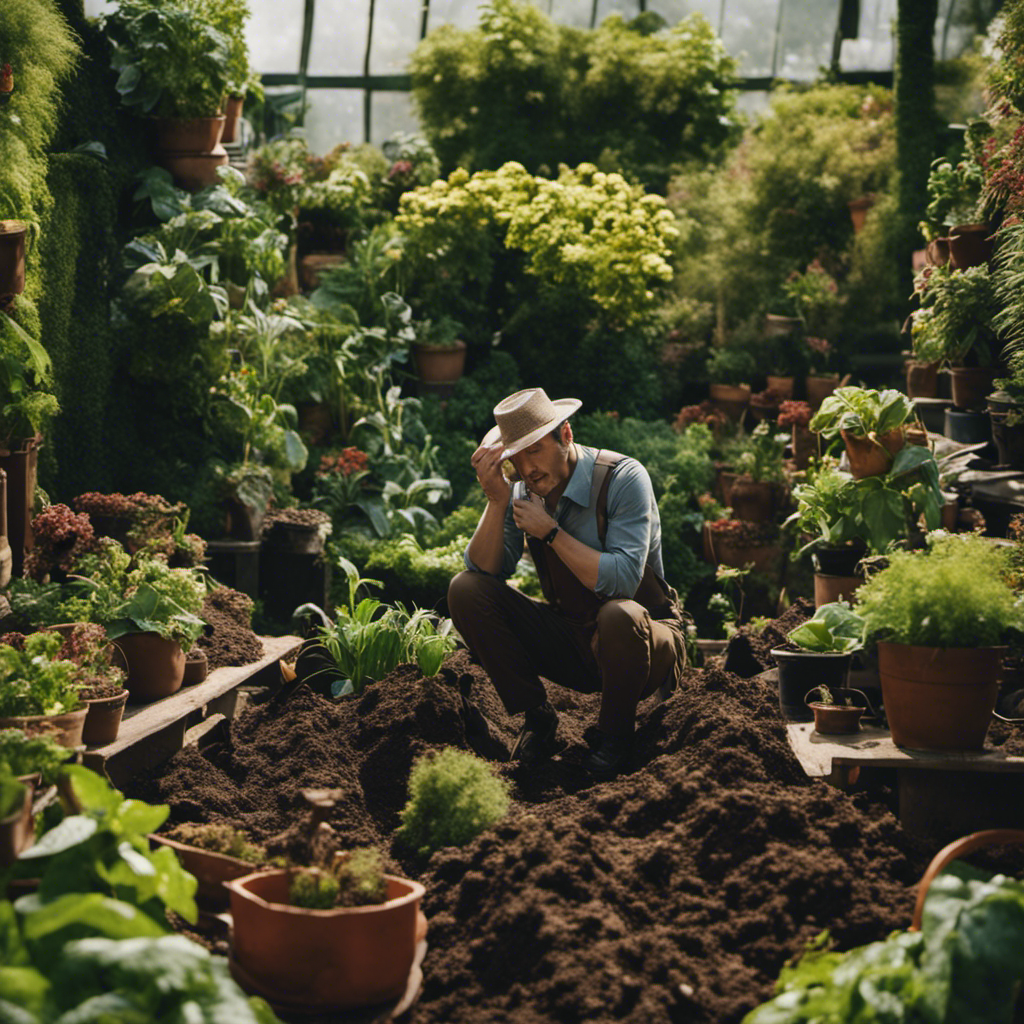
[748, 395, 779, 424]
[0, 221, 27, 297]
[412, 341, 467, 396]
[791, 425, 818, 470]
[948, 223, 993, 270]
[925, 237, 950, 267]
[160, 146, 230, 192]
[813, 572, 864, 608]
[806, 688, 866, 734]
[729, 477, 783, 523]
[905, 360, 939, 399]
[876, 642, 1004, 751]
[153, 116, 226, 154]
[111, 632, 184, 702]
[299, 252, 347, 291]
[771, 649, 854, 722]
[150, 833, 260, 911]
[0, 707, 87, 749]
[81, 689, 129, 747]
[227, 869, 426, 1010]
[848, 196, 875, 234]
[0, 435, 39, 578]
[183, 647, 208, 686]
[0, 782, 33, 867]
[222, 95, 244, 144]
[708, 383, 751, 422]
[841, 427, 905, 478]
[765, 375, 795, 400]
[949, 365, 996, 411]
[805, 374, 840, 408]
[763, 315, 802, 338]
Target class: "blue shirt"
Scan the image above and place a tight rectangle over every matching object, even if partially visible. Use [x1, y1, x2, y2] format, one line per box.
[464, 444, 664, 599]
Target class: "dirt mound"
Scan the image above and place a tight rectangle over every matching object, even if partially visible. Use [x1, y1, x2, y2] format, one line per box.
[127, 643, 933, 1023]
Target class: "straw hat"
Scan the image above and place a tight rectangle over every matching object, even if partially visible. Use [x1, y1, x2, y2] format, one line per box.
[481, 388, 582, 459]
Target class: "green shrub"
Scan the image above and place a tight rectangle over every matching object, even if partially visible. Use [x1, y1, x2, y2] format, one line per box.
[856, 533, 1024, 648]
[364, 535, 468, 611]
[398, 747, 510, 857]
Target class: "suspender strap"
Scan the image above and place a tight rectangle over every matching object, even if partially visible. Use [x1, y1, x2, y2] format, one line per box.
[592, 450, 626, 547]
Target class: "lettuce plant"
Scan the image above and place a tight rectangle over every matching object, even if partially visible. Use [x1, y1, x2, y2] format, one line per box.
[0, 632, 83, 718]
[787, 602, 864, 654]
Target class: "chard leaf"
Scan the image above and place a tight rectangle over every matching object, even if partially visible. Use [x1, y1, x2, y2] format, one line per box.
[16, 893, 165, 942]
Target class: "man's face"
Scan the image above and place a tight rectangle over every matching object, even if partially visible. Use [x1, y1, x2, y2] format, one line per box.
[510, 430, 570, 497]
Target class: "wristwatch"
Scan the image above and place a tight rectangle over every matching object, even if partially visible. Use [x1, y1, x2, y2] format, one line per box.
[543, 525, 559, 545]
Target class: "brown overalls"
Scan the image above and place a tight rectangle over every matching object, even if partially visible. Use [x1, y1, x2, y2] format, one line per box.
[448, 451, 689, 737]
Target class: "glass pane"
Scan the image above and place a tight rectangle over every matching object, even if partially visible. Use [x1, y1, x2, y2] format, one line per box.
[839, 0, 896, 70]
[307, 0, 370, 76]
[83, 0, 117, 17]
[304, 89, 363, 154]
[425, 0, 484, 33]
[370, 90, 421, 146]
[249, 0, 305, 74]
[720, 0, 779, 75]
[549, 0, 598, 28]
[777, 0, 834, 79]
[370, 0, 425, 74]
[652, 0, 725, 34]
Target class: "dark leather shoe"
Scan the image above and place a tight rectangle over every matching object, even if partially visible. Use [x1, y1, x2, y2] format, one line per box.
[509, 702, 559, 764]
[583, 731, 633, 777]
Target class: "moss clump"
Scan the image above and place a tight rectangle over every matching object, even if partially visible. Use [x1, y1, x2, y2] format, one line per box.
[397, 747, 510, 858]
[288, 848, 388, 909]
[167, 822, 266, 865]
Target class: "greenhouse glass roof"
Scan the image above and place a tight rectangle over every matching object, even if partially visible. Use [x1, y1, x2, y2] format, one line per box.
[82, 0, 984, 153]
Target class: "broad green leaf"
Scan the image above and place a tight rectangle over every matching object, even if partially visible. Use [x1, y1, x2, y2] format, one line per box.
[0, 312, 52, 383]
[115, 800, 169, 838]
[53, 992, 149, 1024]
[18, 816, 97, 860]
[16, 893, 166, 942]
[0, 968, 48, 1019]
[0, 994, 44, 1024]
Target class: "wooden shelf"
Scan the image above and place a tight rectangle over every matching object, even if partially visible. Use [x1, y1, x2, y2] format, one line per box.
[84, 635, 300, 787]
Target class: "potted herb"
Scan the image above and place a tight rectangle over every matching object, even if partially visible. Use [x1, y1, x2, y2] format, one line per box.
[56, 623, 129, 747]
[918, 154, 990, 268]
[728, 422, 789, 523]
[855, 532, 1024, 751]
[909, 262, 1000, 412]
[706, 345, 757, 421]
[770, 601, 864, 721]
[227, 846, 426, 1011]
[0, 632, 86, 747]
[777, 400, 816, 469]
[804, 682, 869, 734]
[809, 386, 915, 478]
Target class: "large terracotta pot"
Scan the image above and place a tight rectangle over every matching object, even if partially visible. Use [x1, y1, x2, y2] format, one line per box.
[150, 833, 261, 911]
[227, 869, 426, 1011]
[708, 383, 751, 422]
[0, 707, 88, 748]
[222, 95, 244, 144]
[412, 341, 466, 397]
[949, 365, 996, 411]
[805, 374, 840, 408]
[947, 223, 993, 270]
[81, 690, 129, 747]
[111, 632, 185, 702]
[841, 427, 905, 478]
[0, 435, 39, 578]
[905, 360, 939, 399]
[876, 642, 1004, 751]
[153, 116, 226, 154]
[0, 221, 27, 297]
[160, 147, 229, 192]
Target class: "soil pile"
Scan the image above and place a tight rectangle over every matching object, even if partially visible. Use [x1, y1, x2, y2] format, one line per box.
[196, 586, 264, 669]
[128, 641, 942, 1023]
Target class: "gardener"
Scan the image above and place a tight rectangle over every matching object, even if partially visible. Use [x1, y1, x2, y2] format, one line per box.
[448, 387, 689, 776]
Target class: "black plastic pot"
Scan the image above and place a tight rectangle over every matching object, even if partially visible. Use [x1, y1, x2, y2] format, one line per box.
[944, 408, 991, 444]
[771, 648, 855, 722]
[811, 543, 866, 578]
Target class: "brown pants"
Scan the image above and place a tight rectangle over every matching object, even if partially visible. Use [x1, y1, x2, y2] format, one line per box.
[447, 571, 682, 737]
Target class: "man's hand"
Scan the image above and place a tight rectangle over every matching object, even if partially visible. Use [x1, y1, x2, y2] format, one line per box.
[471, 443, 511, 507]
[513, 491, 556, 539]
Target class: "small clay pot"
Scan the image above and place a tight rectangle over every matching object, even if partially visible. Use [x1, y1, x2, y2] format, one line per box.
[183, 647, 209, 686]
[765, 375, 795, 400]
[81, 689, 129, 747]
[0, 707, 88, 748]
[805, 686, 867, 734]
[841, 427, 905, 478]
[150, 833, 260, 911]
[222, 95, 244, 144]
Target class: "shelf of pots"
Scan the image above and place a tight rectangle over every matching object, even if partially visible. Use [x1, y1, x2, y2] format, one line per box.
[856, 532, 1024, 752]
[706, 345, 756, 422]
[411, 314, 467, 398]
[809, 386, 917, 479]
[918, 154, 991, 272]
[908, 262, 1001, 430]
[786, 447, 945, 608]
[102, 1, 234, 191]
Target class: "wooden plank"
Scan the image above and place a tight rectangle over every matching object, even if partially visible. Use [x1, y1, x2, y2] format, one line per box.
[82, 636, 300, 785]
[787, 722, 1024, 776]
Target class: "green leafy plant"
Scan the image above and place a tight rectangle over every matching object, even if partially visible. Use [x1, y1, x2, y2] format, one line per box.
[102, 0, 232, 119]
[397, 747, 511, 858]
[855, 532, 1024, 649]
[733, 422, 788, 484]
[787, 602, 865, 653]
[706, 344, 757, 386]
[743, 861, 1024, 1023]
[0, 632, 83, 717]
[0, 305, 59, 446]
[910, 263, 1000, 367]
[288, 848, 387, 909]
[166, 821, 266, 864]
[919, 154, 985, 241]
[781, 259, 843, 339]
[0, 728, 69, 783]
[809, 386, 915, 441]
[306, 555, 458, 697]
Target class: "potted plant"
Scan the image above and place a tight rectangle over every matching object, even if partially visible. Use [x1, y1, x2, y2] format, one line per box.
[909, 262, 1001, 413]
[0, 632, 87, 747]
[0, 725, 71, 788]
[777, 400, 816, 469]
[411, 314, 467, 394]
[727, 421, 789, 523]
[855, 532, 1024, 751]
[55, 623, 129, 747]
[296, 158, 372, 282]
[102, 0, 232, 188]
[771, 601, 864, 722]
[782, 260, 843, 402]
[706, 345, 757, 421]
[22, 503, 98, 584]
[0, 190, 38, 299]
[918, 155, 990, 269]
[207, 0, 262, 144]
[809, 386, 915, 478]
[805, 682, 869, 734]
[703, 517, 780, 575]
[227, 846, 427, 1011]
